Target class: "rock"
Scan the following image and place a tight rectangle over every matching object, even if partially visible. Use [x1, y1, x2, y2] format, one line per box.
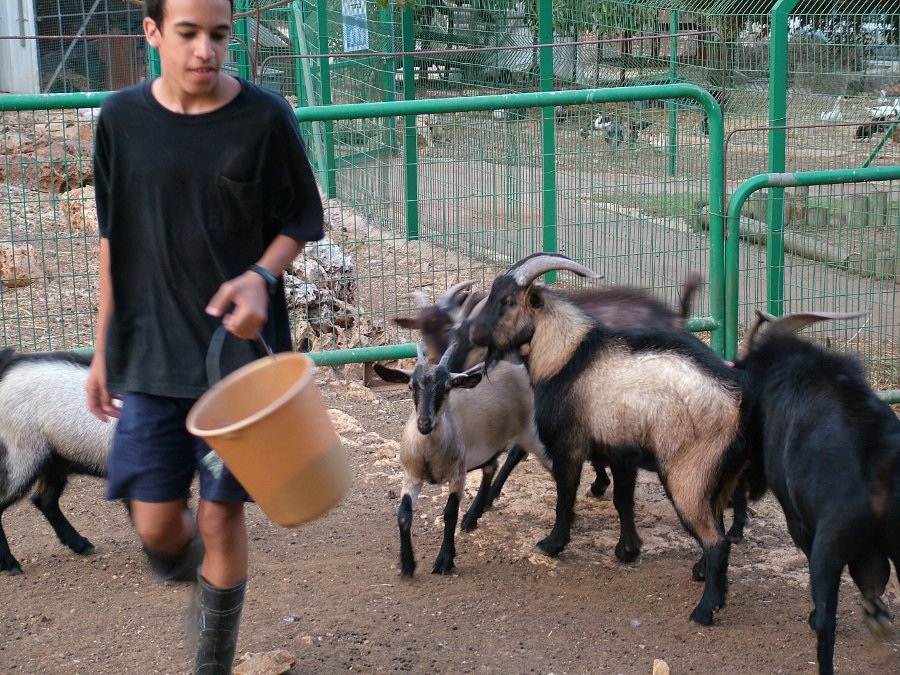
[652, 658, 670, 675]
[64, 186, 99, 234]
[0, 243, 45, 288]
[233, 649, 296, 675]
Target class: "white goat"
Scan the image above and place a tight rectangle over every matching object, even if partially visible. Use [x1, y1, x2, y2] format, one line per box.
[374, 343, 547, 577]
[0, 349, 113, 575]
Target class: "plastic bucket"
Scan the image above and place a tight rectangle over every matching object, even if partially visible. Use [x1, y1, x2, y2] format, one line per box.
[186, 351, 350, 527]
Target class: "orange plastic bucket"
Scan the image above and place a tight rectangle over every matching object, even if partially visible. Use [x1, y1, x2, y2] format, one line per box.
[186, 352, 350, 527]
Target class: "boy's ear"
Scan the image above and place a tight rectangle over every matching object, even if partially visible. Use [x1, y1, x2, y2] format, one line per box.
[144, 17, 161, 48]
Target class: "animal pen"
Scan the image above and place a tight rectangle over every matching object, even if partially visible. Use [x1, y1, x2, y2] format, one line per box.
[0, 0, 898, 399]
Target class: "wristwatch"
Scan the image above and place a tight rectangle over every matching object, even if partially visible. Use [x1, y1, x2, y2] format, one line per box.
[247, 263, 279, 295]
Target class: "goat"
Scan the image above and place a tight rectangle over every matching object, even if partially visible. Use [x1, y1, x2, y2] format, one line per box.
[733, 310, 898, 675]
[394, 275, 706, 507]
[469, 253, 746, 625]
[374, 343, 548, 577]
[0, 348, 113, 575]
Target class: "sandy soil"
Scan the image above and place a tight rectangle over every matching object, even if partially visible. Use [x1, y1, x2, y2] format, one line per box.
[1, 367, 898, 675]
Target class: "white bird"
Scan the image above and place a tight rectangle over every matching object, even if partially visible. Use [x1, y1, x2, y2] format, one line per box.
[877, 89, 888, 105]
[820, 97, 843, 122]
[866, 97, 900, 121]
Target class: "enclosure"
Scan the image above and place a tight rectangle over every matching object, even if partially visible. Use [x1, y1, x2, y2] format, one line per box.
[1, 0, 898, 398]
[1, 1, 899, 672]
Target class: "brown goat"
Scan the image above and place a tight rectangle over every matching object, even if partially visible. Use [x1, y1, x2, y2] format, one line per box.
[469, 253, 746, 626]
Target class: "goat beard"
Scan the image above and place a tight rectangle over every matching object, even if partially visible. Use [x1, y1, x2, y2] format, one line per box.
[483, 344, 517, 374]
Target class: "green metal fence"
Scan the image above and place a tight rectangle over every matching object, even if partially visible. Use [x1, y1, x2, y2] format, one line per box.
[1, 1, 897, 397]
[0, 84, 724, 362]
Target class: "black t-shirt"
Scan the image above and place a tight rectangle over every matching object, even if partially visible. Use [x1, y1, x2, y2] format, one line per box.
[93, 78, 324, 398]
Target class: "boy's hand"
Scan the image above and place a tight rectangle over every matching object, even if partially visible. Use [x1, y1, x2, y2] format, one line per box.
[85, 359, 121, 421]
[206, 270, 271, 339]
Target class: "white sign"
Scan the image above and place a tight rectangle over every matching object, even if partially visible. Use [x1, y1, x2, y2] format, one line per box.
[342, 0, 369, 52]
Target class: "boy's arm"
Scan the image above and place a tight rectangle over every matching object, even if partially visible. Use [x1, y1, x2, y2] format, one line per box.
[205, 234, 307, 339]
[86, 237, 120, 421]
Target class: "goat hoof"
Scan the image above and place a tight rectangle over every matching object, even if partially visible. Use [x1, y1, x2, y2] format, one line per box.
[2, 565, 23, 576]
[536, 538, 564, 557]
[431, 557, 455, 575]
[69, 539, 95, 555]
[689, 605, 715, 626]
[588, 483, 608, 499]
[725, 528, 744, 544]
[614, 541, 640, 563]
[862, 598, 893, 638]
[460, 515, 479, 532]
[692, 559, 706, 582]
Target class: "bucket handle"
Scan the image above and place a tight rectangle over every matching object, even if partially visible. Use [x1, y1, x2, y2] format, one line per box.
[206, 324, 274, 386]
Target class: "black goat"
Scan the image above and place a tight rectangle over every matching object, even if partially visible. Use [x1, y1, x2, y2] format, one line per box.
[735, 310, 898, 675]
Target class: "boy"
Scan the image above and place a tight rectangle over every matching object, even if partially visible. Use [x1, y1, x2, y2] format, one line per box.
[85, 0, 324, 671]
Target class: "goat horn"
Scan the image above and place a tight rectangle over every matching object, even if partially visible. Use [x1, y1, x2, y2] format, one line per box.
[767, 310, 870, 336]
[416, 341, 426, 365]
[507, 253, 603, 287]
[405, 291, 431, 309]
[436, 280, 476, 309]
[459, 292, 488, 321]
[438, 339, 456, 368]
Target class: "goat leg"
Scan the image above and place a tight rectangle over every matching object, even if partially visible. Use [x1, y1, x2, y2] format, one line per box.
[725, 483, 749, 543]
[488, 444, 527, 504]
[808, 541, 843, 675]
[537, 450, 582, 556]
[610, 462, 641, 562]
[849, 550, 893, 638]
[432, 489, 461, 575]
[31, 466, 95, 555]
[0, 503, 23, 575]
[588, 456, 611, 498]
[689, 537, 731, 626]
[461, 459, 497, 531]
[398, 482, 421, 577]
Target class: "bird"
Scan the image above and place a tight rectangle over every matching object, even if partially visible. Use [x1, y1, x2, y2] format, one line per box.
[866, 97, 900, 121]
[877, 89, 888, 105]
[819, 97, 844, 122]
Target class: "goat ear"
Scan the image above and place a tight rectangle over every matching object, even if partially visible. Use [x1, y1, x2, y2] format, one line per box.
[526, 285, 544, 310]
[393, 317, 421, 330]
[372, 363, 412, 384]
[450, 362, 484, 389]
[767, 310, 869, 337]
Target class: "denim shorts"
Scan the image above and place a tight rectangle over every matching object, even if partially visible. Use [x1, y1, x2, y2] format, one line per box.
[105, 392, 250, 503]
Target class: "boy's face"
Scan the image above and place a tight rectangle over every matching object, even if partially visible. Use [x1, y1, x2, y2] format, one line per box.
[143, 0, 233, 98]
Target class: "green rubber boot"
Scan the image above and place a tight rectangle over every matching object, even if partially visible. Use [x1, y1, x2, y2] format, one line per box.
[194, 576, 246, 674]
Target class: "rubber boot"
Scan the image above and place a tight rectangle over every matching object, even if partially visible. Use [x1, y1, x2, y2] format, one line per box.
[194, 576, 246, 674]
[143, 528, 205, 583]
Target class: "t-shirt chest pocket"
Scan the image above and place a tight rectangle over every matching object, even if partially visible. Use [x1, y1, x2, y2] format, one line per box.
[208, 175, 264, 233]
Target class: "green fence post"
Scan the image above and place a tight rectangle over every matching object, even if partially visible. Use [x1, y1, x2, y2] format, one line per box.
[766, 0, 799, 317]
[668, 10, 678, 178]
[401, 6, 419, 241]
[232, 1, 253, 80]
[538, 0, 557, 284]
[316, 0, 337, 199]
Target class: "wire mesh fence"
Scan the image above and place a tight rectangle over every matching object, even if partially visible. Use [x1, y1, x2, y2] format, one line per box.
[0, 0, 897, 393]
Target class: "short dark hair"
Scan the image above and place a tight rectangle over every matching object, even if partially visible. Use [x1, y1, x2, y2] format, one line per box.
[144, 0, 235, 28]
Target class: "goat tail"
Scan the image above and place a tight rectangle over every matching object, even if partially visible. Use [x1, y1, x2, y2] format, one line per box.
[871, 449, 898, 520]
[679, 274, 704, 321]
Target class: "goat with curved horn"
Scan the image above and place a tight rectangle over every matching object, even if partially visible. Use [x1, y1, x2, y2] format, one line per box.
[435, 280, 477, 310]
[507, 253, 603, 287]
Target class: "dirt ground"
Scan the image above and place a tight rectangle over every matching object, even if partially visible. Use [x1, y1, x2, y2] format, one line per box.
[1, 366, 898, 675]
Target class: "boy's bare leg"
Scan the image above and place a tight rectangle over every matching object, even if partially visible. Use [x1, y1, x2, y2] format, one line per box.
[129, 500, 201, 581]
[196, 500, 247, 587]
